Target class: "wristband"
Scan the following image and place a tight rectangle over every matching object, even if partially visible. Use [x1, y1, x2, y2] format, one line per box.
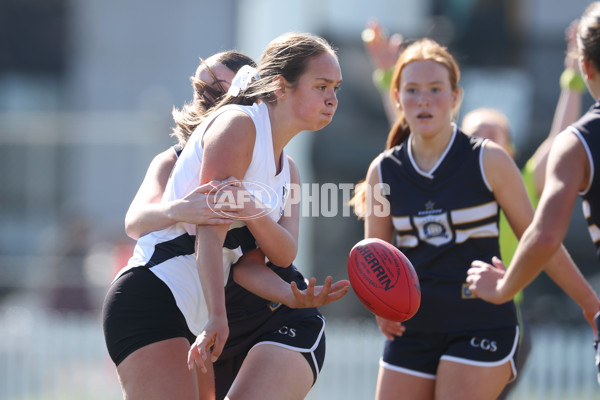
[560, 68, 587, 93]
[372, 68, 394, 92]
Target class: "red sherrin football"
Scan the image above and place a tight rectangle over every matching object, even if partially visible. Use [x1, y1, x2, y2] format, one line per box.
[347, 238, 421, 321]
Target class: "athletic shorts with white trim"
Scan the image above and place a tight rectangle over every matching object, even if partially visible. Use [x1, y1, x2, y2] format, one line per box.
[214, 315, 326, 400]
[380, 325, 519, 380]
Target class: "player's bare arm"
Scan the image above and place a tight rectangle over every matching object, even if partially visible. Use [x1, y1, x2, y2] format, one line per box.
[124, 148, 178, 239]
[364, 157, 394, 243]
[363, 157, 406, 338]
[191, 110, 256, 370]
[125, 148, 239, 240]
[232, 248, 349, 308]
[469, 131, 600, 323]
[243, 155, 300, 267]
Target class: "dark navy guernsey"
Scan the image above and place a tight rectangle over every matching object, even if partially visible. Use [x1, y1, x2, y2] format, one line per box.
[569, 100, 600, 259]
[377, 127, 517, 332]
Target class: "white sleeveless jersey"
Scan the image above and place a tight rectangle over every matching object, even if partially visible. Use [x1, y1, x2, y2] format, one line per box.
[114, 102, 291, 334]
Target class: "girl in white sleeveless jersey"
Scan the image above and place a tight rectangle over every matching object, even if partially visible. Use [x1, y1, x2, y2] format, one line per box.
[103, 33, 342, 400]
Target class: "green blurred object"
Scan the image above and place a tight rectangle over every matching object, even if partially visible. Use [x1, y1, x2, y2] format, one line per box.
[372, 67, 394, 93]
[560, 68, 587, 93]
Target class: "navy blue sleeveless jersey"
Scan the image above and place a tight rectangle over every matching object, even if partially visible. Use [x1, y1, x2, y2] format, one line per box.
[219, 262, 320, 360]
[569, 100, 600, 259]
[377, 129, 517, 332]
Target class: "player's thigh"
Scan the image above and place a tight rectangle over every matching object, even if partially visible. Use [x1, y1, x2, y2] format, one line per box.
[117, 337, 202, 400]
[226, 344, 313, 400]
[375, 365, 435, 400]
[436, 358, 512, 400]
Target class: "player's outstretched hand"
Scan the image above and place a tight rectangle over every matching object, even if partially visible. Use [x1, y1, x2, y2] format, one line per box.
[376, 316, 405, 340]
[362, 18, 403, 70]
[286, 276, 350, 309]
[187, 315, 228, 373]
[466, 256, 508, 305]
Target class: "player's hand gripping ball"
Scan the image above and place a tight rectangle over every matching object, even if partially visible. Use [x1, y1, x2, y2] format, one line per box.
[348, 238, 421, 321]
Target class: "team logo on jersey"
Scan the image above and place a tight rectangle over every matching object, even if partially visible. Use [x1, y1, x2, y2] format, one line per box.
[424, 200, 436, 212]
[208, 180, 280, 220]
[413, 212, 452, 246]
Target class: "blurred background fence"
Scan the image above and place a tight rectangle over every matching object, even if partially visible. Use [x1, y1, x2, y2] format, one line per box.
[0, 304, 598, 400]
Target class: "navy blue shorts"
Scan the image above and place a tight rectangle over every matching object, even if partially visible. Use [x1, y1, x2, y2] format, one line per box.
[381, 325, 519, 380]
[214, 315, 326, 400]
[102, 267, 195, 366]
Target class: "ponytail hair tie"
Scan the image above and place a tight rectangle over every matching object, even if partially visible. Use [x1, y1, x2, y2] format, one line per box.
[227, 65, 260, 97]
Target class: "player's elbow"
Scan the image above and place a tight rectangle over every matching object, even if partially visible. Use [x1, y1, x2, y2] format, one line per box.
[532, 229, 562, 254]
[268, 247, 297, 268]
[124, 217, 143, 240]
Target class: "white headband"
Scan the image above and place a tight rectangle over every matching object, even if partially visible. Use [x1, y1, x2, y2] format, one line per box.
[227, 65, 259, 97]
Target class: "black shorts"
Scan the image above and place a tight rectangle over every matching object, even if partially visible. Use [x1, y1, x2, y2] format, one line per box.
[214, 315, 326, 400]
[381, 325, 519, 380]
[102, 267, 195, 366]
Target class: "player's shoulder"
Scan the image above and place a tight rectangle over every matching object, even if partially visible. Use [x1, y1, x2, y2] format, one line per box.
[365, 152, 387, 185]
[480, 138, 513, 166]
[552, 128, 589, 160]
[148, 147, 178, 174]
[204, 107, 256, 149]
[214, 107, 255, 130]
[479, 138, 520, 192]
[367, 151, 385, 171]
